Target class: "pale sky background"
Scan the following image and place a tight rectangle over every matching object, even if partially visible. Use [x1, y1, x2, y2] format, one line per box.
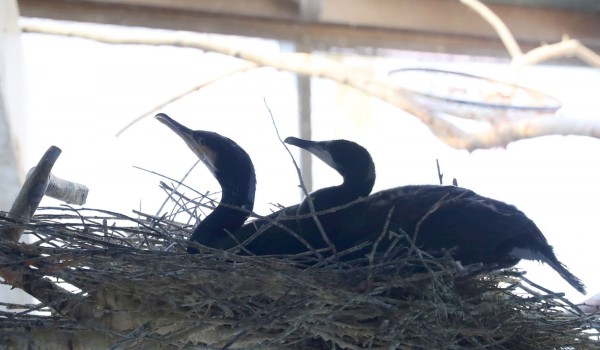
[15, 20, 600, 302]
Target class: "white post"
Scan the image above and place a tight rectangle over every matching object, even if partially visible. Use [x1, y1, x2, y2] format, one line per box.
[0, 0, 24, 210]
[0, 0, 33, 306]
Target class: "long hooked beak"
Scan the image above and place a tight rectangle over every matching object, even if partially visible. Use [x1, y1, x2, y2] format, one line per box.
[155, 113, 197, 147]
[284, 136, 335, 169]
[155, 113, 218, 175]
[284, 136, 316, 150]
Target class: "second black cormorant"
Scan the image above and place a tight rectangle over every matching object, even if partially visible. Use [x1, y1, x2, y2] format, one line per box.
[240, 137, 586, 294]
[284, 137, 375, 213]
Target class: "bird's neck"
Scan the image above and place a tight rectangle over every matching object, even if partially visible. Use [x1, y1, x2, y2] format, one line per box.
[343, 174, 374, 198]
[321, 175, 373, 207]
[190, 184, 254, 248]
[190, 205, 250, 249]
[306, 179, 368, 212]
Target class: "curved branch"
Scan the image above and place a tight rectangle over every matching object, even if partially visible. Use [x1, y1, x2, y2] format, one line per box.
[20, 21, 600, 150]
[459, 0, 523, 59]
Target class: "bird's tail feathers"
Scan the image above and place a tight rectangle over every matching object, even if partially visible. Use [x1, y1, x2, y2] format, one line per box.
[510, 246, 586, 294]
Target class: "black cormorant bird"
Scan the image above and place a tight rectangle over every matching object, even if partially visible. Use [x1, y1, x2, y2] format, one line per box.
[155, 113, 256, 254]
[239, 138, 586, 294]
[223, 137, 377, 258]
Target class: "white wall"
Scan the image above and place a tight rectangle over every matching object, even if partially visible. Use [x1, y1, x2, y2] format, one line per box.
[0, 0, 33, 306]
[0, 0, 24, 211]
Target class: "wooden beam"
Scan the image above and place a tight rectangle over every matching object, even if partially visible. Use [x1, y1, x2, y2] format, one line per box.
[18, 0, 600, 59]
[83, 0, 301, 20]
[321, 0, 600, 45]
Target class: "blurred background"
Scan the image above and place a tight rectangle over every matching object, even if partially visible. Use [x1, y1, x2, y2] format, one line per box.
[2, 0, 600, 304]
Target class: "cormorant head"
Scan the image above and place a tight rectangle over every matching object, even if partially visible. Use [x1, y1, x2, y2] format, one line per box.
[284, 137, 375, 197]
[156, 113, 256, 208]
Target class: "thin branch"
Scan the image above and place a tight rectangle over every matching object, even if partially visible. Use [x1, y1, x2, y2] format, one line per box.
[263, 99, 337, 259]
[460, 0, 523, 59]
[116, 62, 258, 137]
[436, 159, 444, 185]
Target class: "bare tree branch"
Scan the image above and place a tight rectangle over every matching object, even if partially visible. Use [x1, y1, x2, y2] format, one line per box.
[20, 20, 600, 150]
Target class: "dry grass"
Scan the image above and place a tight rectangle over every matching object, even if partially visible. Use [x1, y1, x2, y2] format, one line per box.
[0, 189, 599, 349]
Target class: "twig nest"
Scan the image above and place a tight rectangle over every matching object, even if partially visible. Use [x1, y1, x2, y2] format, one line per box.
[0, 207, 597, 349]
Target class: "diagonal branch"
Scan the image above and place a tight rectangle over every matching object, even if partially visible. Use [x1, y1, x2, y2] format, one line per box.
[116, 61, 258, 137]
[20, 21, 600, 150]
[460, 0, 523, 59]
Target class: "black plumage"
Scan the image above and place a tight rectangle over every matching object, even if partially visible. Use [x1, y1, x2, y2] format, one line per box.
[155, 113, 256, 254]
[333, 184, 586, 294]
[236, 138, 585, 294]
[284, 137, 375, 213]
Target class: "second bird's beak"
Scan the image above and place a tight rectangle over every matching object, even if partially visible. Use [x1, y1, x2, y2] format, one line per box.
[284, 136, 335, 169]
[284, 136, 314, 150]
[155, 113, 218, 175]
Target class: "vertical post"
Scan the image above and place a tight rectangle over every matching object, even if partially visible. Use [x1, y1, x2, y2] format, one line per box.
[279, 39, 313, 195]
[279, 36, 313, 195]
[0, 0, 33, 307]
[297, 67, 313, 193]
[295, 1, 322, 194]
